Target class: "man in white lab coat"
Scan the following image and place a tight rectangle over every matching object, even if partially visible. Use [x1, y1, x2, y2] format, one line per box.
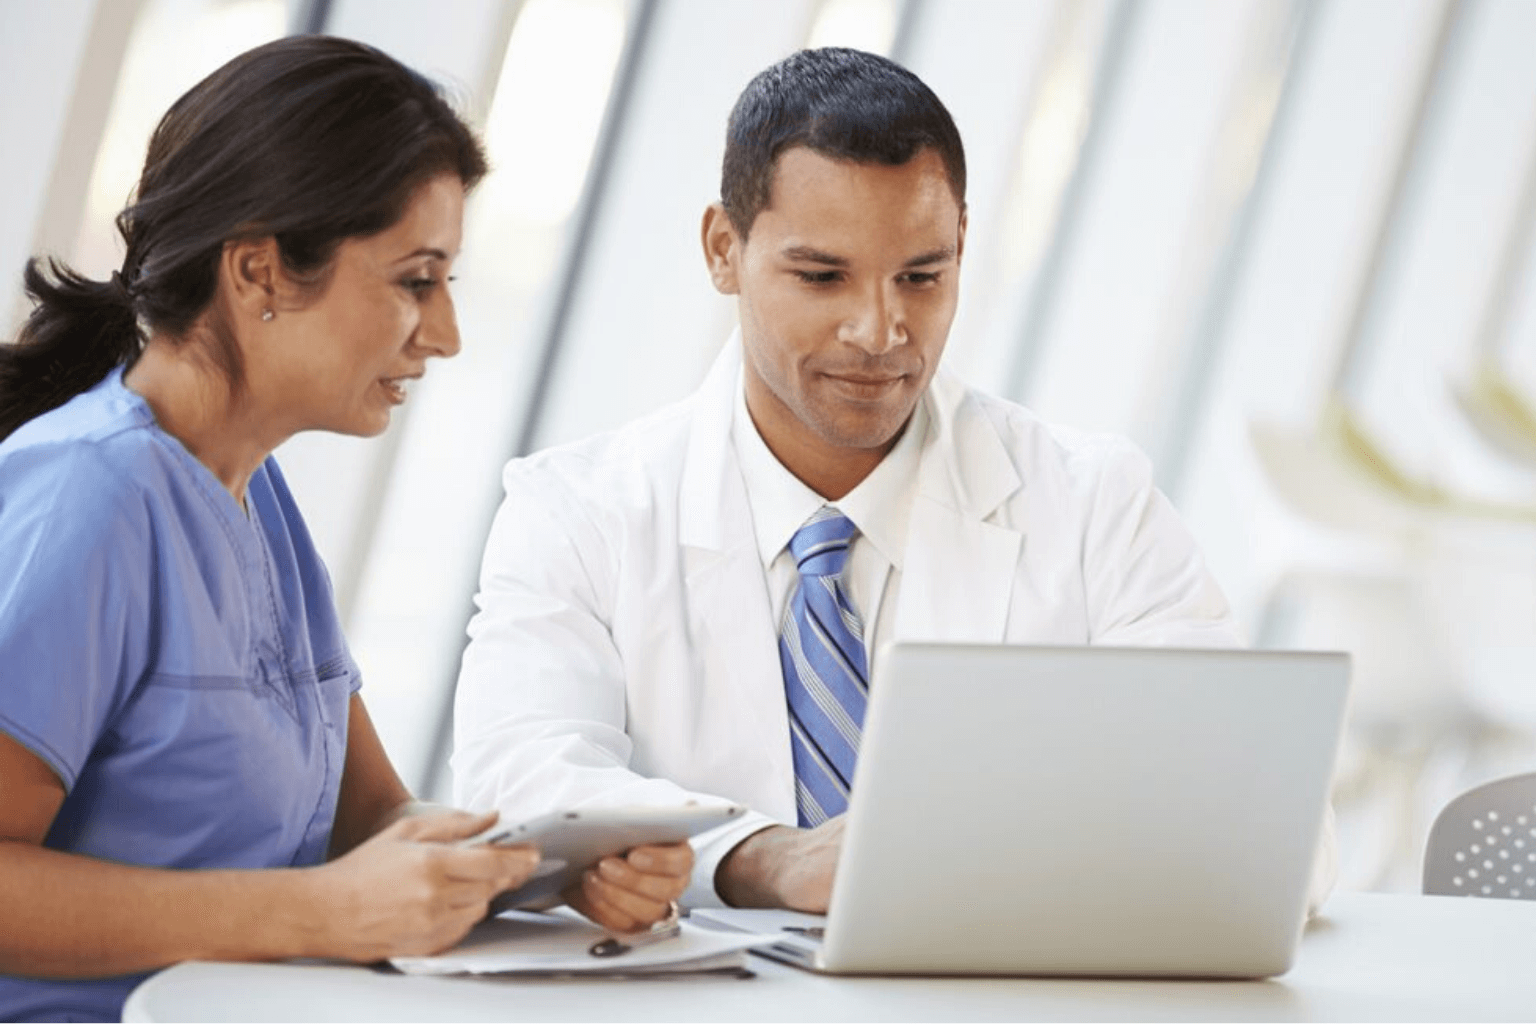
[452, 48, 1319, 916]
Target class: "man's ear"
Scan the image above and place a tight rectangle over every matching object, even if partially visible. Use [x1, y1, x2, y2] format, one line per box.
[956, 204, 968, 266]
[219, 237, 282, 321]
[701, 203, 742, 296]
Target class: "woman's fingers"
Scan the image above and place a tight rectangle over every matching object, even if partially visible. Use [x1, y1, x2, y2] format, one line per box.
[392, 808, 498, 842]
[439, 843, 540, 887]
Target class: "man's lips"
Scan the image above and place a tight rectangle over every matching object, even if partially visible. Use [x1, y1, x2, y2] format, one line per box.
[819, 370, 912, 398]
[827, 373, 903, 384]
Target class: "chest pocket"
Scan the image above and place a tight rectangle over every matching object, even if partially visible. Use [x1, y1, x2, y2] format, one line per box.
[62, 652, 354, 871]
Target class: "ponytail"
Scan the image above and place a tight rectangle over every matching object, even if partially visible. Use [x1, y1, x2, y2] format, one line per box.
[0, 258, 142, 443]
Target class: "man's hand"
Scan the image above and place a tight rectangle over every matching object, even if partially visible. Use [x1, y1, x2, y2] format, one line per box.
[715, 818, 845, 912]
[563, 843, 693, 933]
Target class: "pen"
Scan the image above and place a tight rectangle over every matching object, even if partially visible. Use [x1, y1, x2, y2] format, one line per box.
[588, 919, 683, 958]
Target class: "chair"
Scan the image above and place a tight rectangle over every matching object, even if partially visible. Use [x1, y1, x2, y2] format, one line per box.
[1423, 773, 1536, 899]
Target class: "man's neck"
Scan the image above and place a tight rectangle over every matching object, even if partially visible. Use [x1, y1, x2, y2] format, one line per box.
[755, 419, 908, 501]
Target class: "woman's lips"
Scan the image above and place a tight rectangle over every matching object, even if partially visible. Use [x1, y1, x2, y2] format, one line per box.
[379, 374, 420, 404]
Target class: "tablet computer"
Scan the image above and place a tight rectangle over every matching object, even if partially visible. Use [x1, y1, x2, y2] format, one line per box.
[467, 804, 747, 910]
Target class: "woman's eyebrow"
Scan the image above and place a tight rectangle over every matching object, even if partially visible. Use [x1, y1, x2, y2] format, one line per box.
[393, 247, 453, 264]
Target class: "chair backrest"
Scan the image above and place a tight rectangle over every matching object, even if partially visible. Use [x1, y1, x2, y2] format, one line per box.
[1423, 772, 1536, 899]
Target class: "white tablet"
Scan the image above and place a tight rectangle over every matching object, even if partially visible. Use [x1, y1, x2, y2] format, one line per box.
[468, 804, 747, 910]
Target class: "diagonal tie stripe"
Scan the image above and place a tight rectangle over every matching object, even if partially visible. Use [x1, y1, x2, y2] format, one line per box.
[779, 508, 868, 827]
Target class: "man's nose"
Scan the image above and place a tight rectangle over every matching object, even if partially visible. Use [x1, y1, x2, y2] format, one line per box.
[837, 282, 906, 354]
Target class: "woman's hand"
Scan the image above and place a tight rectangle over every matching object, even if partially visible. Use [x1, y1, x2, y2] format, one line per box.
[304, 810, 538, 962]
[563, 842, 694, 933]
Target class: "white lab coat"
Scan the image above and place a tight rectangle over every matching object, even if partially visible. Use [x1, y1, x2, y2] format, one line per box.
[452, 340, 1257, 908]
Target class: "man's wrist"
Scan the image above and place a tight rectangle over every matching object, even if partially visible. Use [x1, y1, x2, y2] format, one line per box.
[715, 824, 790, 908]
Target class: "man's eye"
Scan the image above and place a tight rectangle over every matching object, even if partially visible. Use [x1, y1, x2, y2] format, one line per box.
[794, 270, 840, 285]
[902, 272, 940, 286]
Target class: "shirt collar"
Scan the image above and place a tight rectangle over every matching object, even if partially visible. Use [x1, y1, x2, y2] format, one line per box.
[731, 369, 927, 572]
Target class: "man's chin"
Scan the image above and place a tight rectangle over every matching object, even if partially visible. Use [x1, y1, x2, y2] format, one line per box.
[811, 408, 915, 454]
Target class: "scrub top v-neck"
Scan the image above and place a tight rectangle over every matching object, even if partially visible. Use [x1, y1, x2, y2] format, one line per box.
[0, 367, 360, 1021]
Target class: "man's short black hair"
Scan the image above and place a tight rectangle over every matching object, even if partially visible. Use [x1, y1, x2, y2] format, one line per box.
[721, 47, 966, 239]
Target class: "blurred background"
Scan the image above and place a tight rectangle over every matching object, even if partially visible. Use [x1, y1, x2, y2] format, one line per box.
[4, 0, 1534, 894]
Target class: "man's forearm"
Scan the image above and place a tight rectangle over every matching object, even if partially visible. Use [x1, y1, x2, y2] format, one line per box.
[715, 819, 844, 912]
[715, 825, 794, 907]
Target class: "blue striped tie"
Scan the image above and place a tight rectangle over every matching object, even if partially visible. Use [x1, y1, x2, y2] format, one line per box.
[779, 507, 868, 827]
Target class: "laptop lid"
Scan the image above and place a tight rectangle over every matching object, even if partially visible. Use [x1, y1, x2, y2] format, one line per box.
[815, 643, 1349, 978]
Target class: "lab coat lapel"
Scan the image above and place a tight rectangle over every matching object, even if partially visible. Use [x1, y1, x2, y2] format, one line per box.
[894, 370, 1024, 644]
[678, 340, 796, 821]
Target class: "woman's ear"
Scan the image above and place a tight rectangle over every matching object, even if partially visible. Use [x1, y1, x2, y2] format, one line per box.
[701, 203, 742, 296]
[219, 237, 282, 322]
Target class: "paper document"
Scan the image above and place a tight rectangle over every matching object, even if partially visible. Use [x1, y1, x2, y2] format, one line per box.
[389, 909, 777, 977]
[691, 907, 827, 934]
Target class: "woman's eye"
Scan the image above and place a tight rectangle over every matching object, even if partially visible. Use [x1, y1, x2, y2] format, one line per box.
[404, 276, 439, 294]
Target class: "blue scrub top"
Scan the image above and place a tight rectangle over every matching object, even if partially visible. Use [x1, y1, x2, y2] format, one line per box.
[0, 369, 360, 1022]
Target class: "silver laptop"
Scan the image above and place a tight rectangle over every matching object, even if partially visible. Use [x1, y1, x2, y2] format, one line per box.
[757, 643, 1349, 978]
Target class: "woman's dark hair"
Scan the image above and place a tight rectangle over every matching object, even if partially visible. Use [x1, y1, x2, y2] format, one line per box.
[721, 47, 966, 240]
[0, 35, 487, 442]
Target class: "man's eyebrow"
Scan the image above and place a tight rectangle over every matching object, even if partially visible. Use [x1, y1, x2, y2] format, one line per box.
[904, 246, 957, 268]
[778, 245, 957, 268]
[780, 245, 848, 267]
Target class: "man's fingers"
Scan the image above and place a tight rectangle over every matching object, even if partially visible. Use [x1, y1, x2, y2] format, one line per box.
[598, 855, 687, 902]
[625, 842, 694, 877]
[581, 867, 670, 930]
[566, 883, 640, 934]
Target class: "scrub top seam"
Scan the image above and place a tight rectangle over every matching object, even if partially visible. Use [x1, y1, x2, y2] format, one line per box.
[115, 374, 277, 713]
[249, 492, 303, 723]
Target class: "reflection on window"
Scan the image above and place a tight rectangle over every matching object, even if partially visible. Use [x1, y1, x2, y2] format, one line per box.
[71, 0, 286, 278]
[338, 0, 631, 793]
[997, 0, 1109, 284]
[480, 0, 627, 233]
[806, 0, 897, 54]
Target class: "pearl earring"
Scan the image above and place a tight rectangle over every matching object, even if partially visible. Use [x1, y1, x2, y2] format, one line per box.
[260, 308, 275, 322]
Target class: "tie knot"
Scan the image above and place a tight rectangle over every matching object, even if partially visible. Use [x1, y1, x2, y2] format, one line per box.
[789, 509, 858, 578]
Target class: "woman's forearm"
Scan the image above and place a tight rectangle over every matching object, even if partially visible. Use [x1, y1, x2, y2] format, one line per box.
[1, 811, 541, 979]
[326, 695, 414, 858]
[0, 840, 330, 979]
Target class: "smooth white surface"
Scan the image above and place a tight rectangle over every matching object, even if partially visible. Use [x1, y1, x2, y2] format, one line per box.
[123, 893, 1536, 1022]
[823, 644, 1347, 977]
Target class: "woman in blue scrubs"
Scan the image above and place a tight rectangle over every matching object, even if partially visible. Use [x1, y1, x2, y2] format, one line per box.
[0, 36, 690, 1022]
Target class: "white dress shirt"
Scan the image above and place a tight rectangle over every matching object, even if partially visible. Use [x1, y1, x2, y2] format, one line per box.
[730, 374, 929, 678]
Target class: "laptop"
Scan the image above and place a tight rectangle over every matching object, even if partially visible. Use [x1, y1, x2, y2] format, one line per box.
[753, 642, 1349, 978]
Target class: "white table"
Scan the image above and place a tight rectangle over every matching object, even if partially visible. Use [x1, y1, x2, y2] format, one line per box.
[123, 893, 1536, 1022]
